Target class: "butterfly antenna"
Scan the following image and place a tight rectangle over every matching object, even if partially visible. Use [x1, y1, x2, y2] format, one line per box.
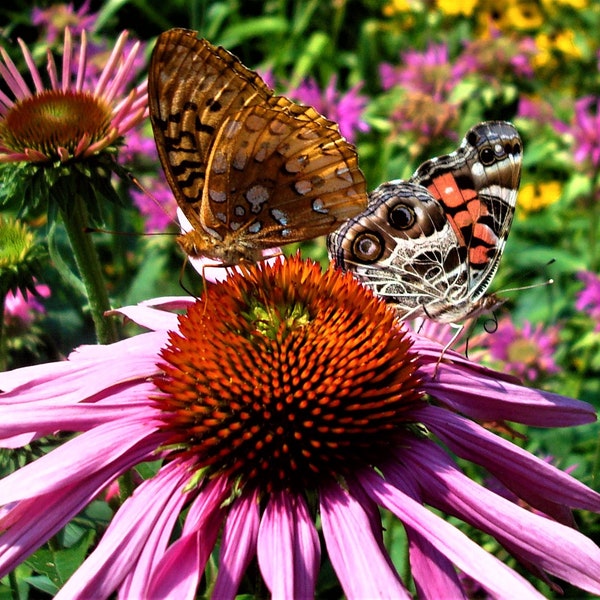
[497, 278, 554, 295]
[126, 171, 181, 230]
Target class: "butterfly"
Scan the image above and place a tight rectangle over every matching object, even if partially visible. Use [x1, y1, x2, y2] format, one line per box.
[327, 121, 522, 324]
[148, 28, 368, 265]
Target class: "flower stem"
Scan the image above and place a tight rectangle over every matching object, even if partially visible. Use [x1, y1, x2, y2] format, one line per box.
[59, 195, 119, 345]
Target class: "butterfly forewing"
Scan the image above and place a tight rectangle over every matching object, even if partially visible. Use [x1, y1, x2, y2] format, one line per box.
[148, 28, 368, 263]
[411, 121, 522, 299]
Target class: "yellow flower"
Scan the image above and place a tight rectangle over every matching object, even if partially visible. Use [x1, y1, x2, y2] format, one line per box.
[518, 181, 562, 214]
[534, 30, 582, 69]
[383, 0, 414, 15]
[436, 0, 478, 16]
[503, 1, 544, 30]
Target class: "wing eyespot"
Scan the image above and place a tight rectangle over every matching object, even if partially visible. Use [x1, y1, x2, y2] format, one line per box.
[388, 203, 416, 230]
[351, 231, 385, 264]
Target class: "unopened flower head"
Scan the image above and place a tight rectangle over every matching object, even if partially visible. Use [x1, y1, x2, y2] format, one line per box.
[0, 216, 46, 297]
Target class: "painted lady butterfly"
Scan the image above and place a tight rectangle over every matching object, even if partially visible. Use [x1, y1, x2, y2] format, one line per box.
[327, 121, 522, 323]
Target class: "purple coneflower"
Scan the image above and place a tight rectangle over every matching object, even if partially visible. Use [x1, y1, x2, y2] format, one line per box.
[0, 256, 599, 598]
[0, 27, 146, 163]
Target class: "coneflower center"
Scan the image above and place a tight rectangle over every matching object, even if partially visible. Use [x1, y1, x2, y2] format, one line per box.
[154, 257, 424, 494]
[0, 89, 112, 157]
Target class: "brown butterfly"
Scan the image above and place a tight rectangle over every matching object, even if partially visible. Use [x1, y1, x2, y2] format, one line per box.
[148, 28, 368, 265]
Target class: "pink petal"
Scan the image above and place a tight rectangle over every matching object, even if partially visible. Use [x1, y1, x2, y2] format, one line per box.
[145, 477, 229, 599]
[419, 405, 600, 515]
[56, 460, 193, 599]
[213, 488, 260, 599]
[423, 362, 595, 427]
[320, 482, 410, 599]
[390, 440, 600, 595]
[257, 489, 320, 599]
[406, 528, 467, 599]
[358, 469, 545, 599]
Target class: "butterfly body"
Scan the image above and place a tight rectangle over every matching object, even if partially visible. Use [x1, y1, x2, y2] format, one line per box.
[327, 121, 522, 323]
[149, 29, 368, 264]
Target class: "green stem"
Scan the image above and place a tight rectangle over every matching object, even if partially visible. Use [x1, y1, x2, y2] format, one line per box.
[59, 195, 119, 345]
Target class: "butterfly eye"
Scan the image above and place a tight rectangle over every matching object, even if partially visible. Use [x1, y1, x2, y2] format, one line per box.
[479, 147, 496, 165]
[352, 231, 384, 263]
[388, 204, 416, 230]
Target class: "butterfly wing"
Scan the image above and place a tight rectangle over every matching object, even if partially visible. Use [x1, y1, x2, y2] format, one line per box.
[149, 28, 368, 261]
[411, 121, 522, 302]
[327, 181, 469, 316]
[148, 29, 274, 232]
[202, 104, 367, 245]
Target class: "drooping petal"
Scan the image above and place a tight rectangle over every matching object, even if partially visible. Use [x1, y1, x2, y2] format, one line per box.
[358, 469, 545, 599]
[212, 488, 260, 599]
[0, 419, 160, 504]
[419, 405, 600, 516]
[56, 460, 193, 600]
[320, 482, 410, 600]
[390, 440, 600, 595]
[407, 528, 467, 600]
[423, 361, 595, 426]
[257, 490, 320, 600]
[145, 476, 230, 599]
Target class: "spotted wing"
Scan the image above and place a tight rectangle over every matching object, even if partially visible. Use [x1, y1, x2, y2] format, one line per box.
[200, 104, 367, 243]
[149, 28, 366, 246]
[410, 121, 522, 302]
[327, 181, 470, 321]
[148, 29, 275, 231]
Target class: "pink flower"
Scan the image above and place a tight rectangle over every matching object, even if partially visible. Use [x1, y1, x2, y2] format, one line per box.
[455, 30, 537, 82]
[32, 0, 98, 43]
[576, 270, 600, 330]
[0, 28, 147, 163]
[380, 43, 463, 100]
[480, 317, 560, 382]
[4, 284, 50, 327]
[0, 257, 599, 598]
[554, 97, 600, 171]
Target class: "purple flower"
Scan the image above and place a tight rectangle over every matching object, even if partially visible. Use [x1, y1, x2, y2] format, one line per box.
[379, 43, 462, 100]
[4, 284, 50, 327]
[554, 96, 600, 170]
[517, 95, 555, 124]
[576, 270, 600, 330]
[0, 257, 599, 597]
[32, 0, 98, 43]
[456, 29, 537, 82]
[288, 76, 369, 143]
[485, 317, 560, 382]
